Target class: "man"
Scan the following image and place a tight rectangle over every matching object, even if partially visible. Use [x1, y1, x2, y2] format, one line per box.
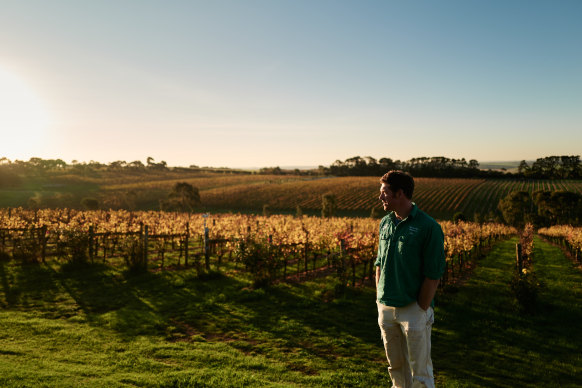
[375, 170, 445, 388]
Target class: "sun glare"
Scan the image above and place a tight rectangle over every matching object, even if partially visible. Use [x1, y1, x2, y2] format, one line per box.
[0, 66, 51, 159]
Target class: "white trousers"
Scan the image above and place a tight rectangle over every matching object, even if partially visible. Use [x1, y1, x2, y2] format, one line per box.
[377, 301, 435, 388]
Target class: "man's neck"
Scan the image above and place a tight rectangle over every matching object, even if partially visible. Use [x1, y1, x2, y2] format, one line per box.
[394, 201, 413, 220]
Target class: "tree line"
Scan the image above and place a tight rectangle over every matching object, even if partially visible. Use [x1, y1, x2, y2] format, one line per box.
[321, 155, 582, 179]
[498, 190, 582, 227]
[0, 156, 169, 177]
[0, 156, 252, 188]
[1, 155, 581, 181]
[323, 156, 483, 178]
[517, 156, 581, 179]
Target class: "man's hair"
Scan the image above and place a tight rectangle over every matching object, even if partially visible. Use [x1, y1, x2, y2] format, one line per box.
[380, 170, 414, 199]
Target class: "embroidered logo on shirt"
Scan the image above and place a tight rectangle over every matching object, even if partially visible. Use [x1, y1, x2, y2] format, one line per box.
[408, 226, 420, 236]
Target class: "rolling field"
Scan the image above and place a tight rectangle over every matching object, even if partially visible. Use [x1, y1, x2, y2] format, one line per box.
[2, 170, 582, 220]
[197, 176, 582, 220]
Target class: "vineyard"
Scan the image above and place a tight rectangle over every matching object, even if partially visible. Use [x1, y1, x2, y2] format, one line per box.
[0, 208, 515, 288]
[2, 169, 582, 221]
[196, 176, 582, 220]
[538, 224, 582, 263]
[3, 209, 582, 386]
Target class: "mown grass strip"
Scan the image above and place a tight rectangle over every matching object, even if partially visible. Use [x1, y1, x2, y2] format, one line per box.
[433, 237, 582, 387]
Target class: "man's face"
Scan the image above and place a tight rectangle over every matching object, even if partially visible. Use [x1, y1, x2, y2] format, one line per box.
[379, 183, 398, 211]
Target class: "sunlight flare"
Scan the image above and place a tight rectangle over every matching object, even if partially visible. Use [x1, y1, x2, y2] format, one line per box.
[0, 66, 52, 157]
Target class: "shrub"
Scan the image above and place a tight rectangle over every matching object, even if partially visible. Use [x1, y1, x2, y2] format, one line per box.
[11, 230, 43, 263]
[235, 238, 280, 288]
[122, 236, 146, 272]
[58, 228, 90, 265]
[453, 212, 467, 223]
[370, 206, 381, 219]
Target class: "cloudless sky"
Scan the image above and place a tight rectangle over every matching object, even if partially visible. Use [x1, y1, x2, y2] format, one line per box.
[1, 0, 581, 168]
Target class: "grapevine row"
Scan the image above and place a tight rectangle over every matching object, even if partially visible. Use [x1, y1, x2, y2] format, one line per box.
[1, 208, 517, 288]
[538, 225, 582, 263]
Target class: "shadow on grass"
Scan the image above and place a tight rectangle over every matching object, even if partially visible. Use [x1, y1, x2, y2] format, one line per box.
[115, 268, 381, 363]
[0, 259, 61, 311]
[1, 256, 385, 377]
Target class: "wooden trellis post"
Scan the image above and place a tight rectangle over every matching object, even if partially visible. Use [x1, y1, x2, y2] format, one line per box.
[516, 243, 523, 274]
[88, 226, 94, 262]
[203, 214, 210, 270]
[41, 225, 47, 263]
[143, 225, 149, 269]
[184, 222, 189, 267]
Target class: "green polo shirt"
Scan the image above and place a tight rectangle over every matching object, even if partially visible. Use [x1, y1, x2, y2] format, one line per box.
[375, 203, 445, 307]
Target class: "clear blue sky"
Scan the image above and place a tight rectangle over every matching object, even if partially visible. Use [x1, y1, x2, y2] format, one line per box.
[1, 0, 581, 168]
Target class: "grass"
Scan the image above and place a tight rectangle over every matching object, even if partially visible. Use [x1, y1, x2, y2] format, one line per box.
[0, 236, 581, 387]
[433, 236, 582, 387]
[0, 258, 390, 387]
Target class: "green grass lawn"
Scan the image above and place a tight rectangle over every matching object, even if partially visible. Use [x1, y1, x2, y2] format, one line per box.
[0, 259, 390, 387]
[0, 237, 581, 387]
[433, 237, 582, 387]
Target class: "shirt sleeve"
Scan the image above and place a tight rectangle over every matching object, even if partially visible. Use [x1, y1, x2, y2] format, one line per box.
[374, 245, 381, 267]
[374, 219, 384, 267]
[422, 221, 446, 279]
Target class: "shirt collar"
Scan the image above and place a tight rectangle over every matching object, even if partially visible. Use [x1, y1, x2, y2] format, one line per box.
[390, 202, 418, 222]
[409, 202, 418, 218]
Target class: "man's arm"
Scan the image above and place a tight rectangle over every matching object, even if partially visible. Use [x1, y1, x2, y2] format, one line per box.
[417, 277, 440, 310]
[375, 265, 380, 294]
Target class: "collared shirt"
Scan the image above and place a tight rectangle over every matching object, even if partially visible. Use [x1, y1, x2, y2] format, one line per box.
[375, 203, 445, 307]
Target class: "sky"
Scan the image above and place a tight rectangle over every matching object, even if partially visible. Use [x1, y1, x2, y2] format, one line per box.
[1, 0, 581, 169]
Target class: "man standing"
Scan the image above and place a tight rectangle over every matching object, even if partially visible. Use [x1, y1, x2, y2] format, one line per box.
[375, 171, 445, 388]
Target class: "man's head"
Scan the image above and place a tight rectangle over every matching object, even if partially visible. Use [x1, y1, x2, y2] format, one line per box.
[379, 170, 414, 212]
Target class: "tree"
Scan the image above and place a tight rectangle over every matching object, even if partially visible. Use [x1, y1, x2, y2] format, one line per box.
[146, 157, 168, 171]
[167, 182, 201, 212]
[128, 160, 145, 170]
[108, 160, 127, 171]
[534, 190, 582, 225]
[81, 197, 100, 210]
[468, 159, 480, 169]
[321, 193, 336, 218]
[453, 212, 467, 223]
[379, 158, 397, 172]
[560, 155, 581, 179]
[498, 191, 532, 228]
[518, 160, 530, 176]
